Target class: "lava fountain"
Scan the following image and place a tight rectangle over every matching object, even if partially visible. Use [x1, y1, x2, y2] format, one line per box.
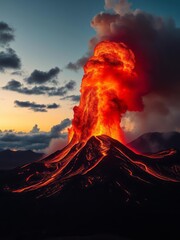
[69, 41, 147, 144]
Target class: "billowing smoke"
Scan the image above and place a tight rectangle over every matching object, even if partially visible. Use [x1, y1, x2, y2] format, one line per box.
[90, 0, 180, 140]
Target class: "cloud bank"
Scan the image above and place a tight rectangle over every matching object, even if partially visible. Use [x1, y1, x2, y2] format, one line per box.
[3, 79, 76, 97]
[0, 119, 71, 152]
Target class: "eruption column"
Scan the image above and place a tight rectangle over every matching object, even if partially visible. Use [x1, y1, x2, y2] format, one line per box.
[69, 41, 145, 144]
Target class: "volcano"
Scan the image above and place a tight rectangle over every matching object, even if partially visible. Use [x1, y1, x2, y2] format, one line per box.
[5, 134, 180, 196]
[0, 135, 180, 239]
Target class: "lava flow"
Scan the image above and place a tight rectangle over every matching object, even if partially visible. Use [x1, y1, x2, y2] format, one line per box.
[69, 41, 147, 143]
[4, 41, 180, 197]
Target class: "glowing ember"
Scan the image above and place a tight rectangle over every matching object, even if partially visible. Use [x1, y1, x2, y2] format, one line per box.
[69, 41, 146, 144]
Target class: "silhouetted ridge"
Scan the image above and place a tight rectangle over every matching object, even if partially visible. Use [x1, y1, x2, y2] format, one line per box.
[0, 149, 43, 170]
[129, 131, 180, 153]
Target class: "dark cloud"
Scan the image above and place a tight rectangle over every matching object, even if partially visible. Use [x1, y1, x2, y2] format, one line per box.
[60, 95, 80, 102]
[17, 85, 55, 95]
[0, 21, 21, 71]
[25, 67, 61, 84]
[90, 0, 180, 139]
[14, 100, 47, 112]
[3, 80, 76, 96]
[0, 119, 71, 152]
[0, 21, 14, 46]
[66, 56, 89, 72]
[0, 48, 21, 71]
[47, 103, 60, 109]
[64, 80, 76, 90]
[43, 80, 76, 96]
[47, 86, 67, 96]
[14, 100, 60, 112]
[3, 80, 46, 94]
[50, 118, 71, 137]
[47, 80, 76, 96]
[4, 79, 22, 89]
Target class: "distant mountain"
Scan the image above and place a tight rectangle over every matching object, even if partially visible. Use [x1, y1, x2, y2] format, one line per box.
[0, 149, 44, 170]
[129, 131, 180, 153]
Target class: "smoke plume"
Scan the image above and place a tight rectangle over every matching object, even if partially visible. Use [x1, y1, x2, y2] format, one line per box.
[90, 0, 180, 140]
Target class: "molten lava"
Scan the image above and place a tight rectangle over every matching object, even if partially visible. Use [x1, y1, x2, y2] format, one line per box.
[69, 41, 146, 143]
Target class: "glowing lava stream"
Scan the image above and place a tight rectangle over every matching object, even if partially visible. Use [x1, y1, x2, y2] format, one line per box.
[13, 136, 110, 193]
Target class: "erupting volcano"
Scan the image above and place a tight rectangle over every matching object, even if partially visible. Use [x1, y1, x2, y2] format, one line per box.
[0, 41, 180, 239]
[2, 41, 179, 199]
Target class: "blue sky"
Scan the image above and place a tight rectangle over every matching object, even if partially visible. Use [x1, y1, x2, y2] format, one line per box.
[0, 0, 180, 151]
[0, 0, 104, 72]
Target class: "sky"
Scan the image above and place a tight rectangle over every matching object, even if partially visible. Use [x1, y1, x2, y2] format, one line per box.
[0, 0, 180, 152]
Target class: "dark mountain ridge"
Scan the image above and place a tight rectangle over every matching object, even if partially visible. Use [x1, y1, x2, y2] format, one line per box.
[0, 149, 44, 170]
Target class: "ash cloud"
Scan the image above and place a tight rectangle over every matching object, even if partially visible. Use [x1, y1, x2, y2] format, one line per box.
[14, 100, 60, 112]
[25, 67, 61, 84]
[0, 119, 71, 152]
[90, 0, 180, 139]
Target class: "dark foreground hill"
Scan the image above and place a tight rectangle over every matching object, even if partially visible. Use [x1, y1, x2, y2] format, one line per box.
[0, 135, 179, 239]
[0, 149, 44, 170]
